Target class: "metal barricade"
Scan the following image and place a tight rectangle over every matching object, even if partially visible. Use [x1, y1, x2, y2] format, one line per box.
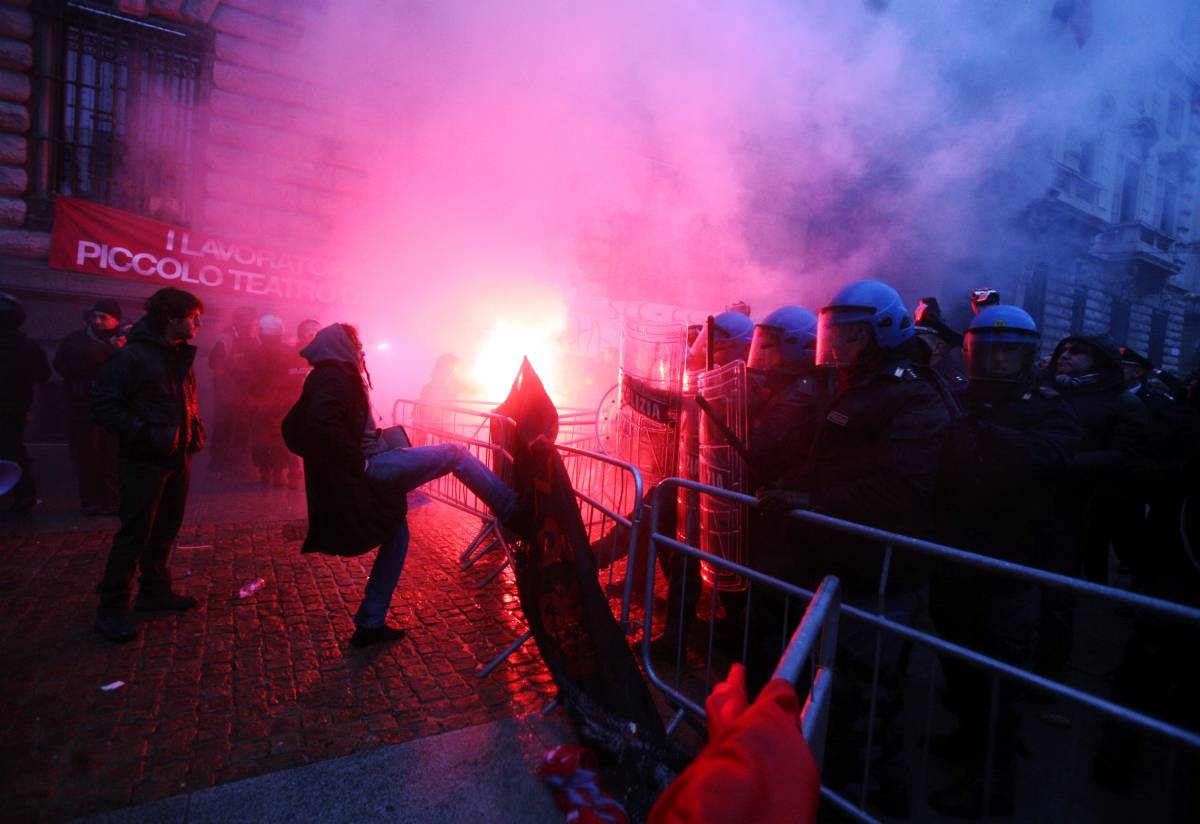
[389, 398, 648, 677]
[476, 442, 647, 680]
[391, 398, 518, 583]
[557, 442, 645, 630]
[555, 406, 601, 450]
[644, 478, 1200, 824]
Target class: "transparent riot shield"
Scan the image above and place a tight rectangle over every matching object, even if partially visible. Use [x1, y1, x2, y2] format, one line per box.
[613, 318, 687, 492]
[695, 360, 749, 591]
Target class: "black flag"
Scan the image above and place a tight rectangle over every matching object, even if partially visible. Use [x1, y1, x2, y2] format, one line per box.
[495, 359, 684, 815]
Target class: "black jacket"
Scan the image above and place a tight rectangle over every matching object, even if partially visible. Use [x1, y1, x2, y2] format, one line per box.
[783, 358, 951, 593]
[54, 327, 118, 422]
[747, 371, 825, 488]
[1044, 334, 1146, 488]
[90, 319, 205, 462]
[946, 380, 1082, 568]
[0, 328, 51, 420]
[282, 361, 406, 557]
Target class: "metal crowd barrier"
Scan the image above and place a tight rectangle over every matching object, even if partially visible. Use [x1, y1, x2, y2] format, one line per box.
[556, 441, 644, 630]
[554, 406, 602, 451]
[476, 443, 647, 679]
[645, 478, 1200, 824]
[391, 398, 518, 586]
[642, 482, 863, 820]
[391, 397, 649, 677]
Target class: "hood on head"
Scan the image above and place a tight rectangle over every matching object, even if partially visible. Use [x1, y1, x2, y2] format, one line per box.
[300, 323, 359, 366]
[1048, 333, 1123, 388]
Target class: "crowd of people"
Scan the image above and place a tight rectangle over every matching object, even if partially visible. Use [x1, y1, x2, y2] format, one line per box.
[3, 278, 1198, 818]
[647, 280, 1199, 818]
[53, 287, 523, 653]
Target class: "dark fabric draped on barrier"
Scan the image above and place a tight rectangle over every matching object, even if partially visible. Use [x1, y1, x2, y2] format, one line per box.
[496, 358, 685, 815]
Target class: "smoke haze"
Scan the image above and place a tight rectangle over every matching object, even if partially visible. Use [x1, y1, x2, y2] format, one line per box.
[209, 0, 1200, 401]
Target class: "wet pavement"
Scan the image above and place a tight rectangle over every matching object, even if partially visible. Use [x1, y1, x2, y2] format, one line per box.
[0, 447, 564, 823]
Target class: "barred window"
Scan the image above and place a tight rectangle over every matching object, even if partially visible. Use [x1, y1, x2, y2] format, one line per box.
[54, 2, 210, 225]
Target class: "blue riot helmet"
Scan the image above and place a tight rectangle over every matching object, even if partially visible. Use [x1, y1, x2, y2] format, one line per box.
[748, 305, 818, 374]
[963, 305, 1040, 382]
[688, 310, 755, 369]
[815, 280, 915, 368]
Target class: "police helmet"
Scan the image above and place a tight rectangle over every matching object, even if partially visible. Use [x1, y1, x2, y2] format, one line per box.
[689, 310, 755, 368]
[749, 305, 817, 373]
[816, 280, 914, 367]
[963, 305, 1040, 382]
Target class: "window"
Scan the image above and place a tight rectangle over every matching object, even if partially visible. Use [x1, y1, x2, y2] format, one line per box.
[1166, 94, 1185, 138]
[1070, 286, 1088, 335]
[1023, 265, 1047, 328]
[1160, 181, 1178, 235]
[1119, 161, 1141, 223]
[1148, 310, 1168, 366]
[54, 3, 210, 225]
[1078, 140, 1095, 178]
[1109, 297, 1131, 345]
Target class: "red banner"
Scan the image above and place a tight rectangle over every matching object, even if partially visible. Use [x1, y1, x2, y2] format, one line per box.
[49, 197, 344, 304]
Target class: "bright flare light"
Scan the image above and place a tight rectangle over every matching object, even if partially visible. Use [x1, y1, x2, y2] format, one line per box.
[468, 320, 565, 403]
[375, 342, 390, 351]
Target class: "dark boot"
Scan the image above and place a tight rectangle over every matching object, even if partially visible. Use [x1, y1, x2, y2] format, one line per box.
[135, 591, 198, 612]
[95, 612, 139, 643]
[350, 625, 406, 647]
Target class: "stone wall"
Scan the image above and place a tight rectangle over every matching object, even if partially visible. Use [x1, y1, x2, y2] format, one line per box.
[0, 0, 367, 269]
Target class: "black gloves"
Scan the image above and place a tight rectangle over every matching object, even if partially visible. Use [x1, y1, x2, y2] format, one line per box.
[756, 487, 812, 512]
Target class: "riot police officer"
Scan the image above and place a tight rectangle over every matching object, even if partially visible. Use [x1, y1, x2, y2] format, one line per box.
[929, 305, 1081, 817]
[759, 279, 950, 817]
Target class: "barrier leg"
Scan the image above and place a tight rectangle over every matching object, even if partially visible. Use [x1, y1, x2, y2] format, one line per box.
[461, 536, 500, 571]
[477, 629, 533, 678]
[458, 521, 494, 565]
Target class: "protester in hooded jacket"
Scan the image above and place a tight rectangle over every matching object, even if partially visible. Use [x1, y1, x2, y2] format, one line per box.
[91, 288, 206, 643]
[0, 292, 51, 512]
[1032, 332, 1147, 679]
[282, 323, 524, 648]
[928, 306, 1082, 818]
[53, 299, 123, 513]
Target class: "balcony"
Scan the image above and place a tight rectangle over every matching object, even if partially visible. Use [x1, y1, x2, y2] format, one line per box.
[1051, 162, 1107, 220]
[1090, 221, 1185, 287]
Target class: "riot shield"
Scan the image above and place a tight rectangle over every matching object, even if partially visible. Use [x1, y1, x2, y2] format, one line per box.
[613, 318, 687, 491]
[695, 360, 750, 591]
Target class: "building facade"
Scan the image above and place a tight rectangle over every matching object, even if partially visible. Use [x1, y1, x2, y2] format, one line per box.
[0, 0, 357, 437]
[1018, 45, 1200, 371]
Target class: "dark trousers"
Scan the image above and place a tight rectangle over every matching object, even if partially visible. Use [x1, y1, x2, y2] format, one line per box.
[209, 388, 252, 472]
[97, 456, 191, 614]
[0, 412, 35, 505]
[931, 580, 1038, 782]
[68, 420, 118, 508]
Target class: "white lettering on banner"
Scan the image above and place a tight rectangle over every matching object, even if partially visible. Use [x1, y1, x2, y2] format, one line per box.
[198, 265, 224, 287]
[132, 253, 156, 276]
[70, 236, 337, 303]
[157, 256, 183, 280]
[77, 240, 102, 265]
[109, 247, 133, 272]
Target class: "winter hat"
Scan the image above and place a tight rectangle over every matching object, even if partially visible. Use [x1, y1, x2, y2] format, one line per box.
[1119, 346, 1155, 371]
[258, 314, 284, 337]
[89, 299, 122, 320]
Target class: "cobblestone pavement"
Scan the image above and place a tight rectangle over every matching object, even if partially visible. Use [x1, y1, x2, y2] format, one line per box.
[0, 499, 556, 823]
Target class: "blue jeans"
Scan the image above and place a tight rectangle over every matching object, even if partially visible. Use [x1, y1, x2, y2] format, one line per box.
[353, 444, 517, 628]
